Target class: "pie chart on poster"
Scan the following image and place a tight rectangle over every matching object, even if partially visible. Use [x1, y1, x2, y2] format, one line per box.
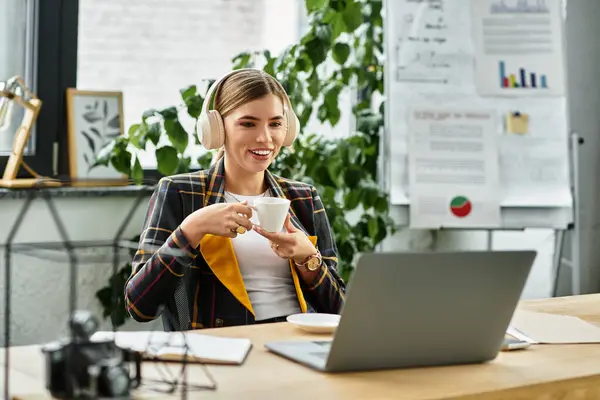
[450, 196, 472, 218]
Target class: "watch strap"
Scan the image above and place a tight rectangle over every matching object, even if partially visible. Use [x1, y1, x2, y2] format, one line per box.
[295, 251, 322, 271]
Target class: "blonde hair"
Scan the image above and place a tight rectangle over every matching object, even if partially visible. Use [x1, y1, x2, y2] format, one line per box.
[211, 69, 288, 163]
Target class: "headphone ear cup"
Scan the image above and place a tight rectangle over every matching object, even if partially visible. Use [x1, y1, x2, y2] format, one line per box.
[282, 111, 299, 147]
[197, 110, 225, 150]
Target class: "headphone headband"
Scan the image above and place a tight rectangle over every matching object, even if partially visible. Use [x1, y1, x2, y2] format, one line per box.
[201, 68, 293, 116]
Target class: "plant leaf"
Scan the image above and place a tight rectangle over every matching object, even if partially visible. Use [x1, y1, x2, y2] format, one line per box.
[326, 12, 346, 40]
[109, 140, 132, 175]
[323, 84, 342, 126]
[344, 189, 361, 210]
[197, 152, 214, 169]
[299, 103, 313, 127]
[131, 156, 144, 184]
[368, 216, 379, 239]
[343, 166, 361, 189]
[176, 156, 192, 174]
[232, 52, 252, 70]
[307, 70, 320, 98]
[128, 123, 146, 149]
[93, 140, 115, 168]
[263, 50, 276, 75]
[146, 122, 161, 146]
[110, 153, 132, 176]
[180, 85, 196, 102]
[304, 37, 328, 68]
[295, 53, 312, 73]
[332, 42, 350, 65]
[315, 24, 332, 44]
[375, 196, 388, 213]
[342, 0, 363, 32]
[185, 94, 204, 119]
[305, 0, 328, 12]
[164, 119, 189, 153]
[142, 109, 157, 122]
[103, 100, 109, 118]
[155, 146, 179, 176]
[158, 107, 178, 120]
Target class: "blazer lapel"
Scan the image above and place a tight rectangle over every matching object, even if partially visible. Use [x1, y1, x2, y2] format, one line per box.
[202, 157, 226, 208]
[199, 158, 254, 316]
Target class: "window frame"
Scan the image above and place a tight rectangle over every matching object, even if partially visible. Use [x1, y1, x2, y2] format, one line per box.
[0, 0, 79, 180]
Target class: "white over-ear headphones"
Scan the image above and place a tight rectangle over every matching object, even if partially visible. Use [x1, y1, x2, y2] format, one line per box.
[196, 68, 300, 150]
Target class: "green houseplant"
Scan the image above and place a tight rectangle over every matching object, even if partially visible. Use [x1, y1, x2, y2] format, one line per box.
[95, 0, 393, 326]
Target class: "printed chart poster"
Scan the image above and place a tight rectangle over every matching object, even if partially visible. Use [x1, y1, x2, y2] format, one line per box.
[408, 108, 502, 229]
[471, 0, 565, 96]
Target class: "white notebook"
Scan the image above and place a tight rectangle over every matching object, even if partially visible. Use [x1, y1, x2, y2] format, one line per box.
[91, 331, 252, 365]
[508, 310, 600, 344]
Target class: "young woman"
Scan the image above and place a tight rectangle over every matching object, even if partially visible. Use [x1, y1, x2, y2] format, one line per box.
[125, 68, 346, 331]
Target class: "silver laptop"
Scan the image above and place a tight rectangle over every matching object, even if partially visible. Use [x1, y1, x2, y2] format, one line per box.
[265, 250, 536, 372]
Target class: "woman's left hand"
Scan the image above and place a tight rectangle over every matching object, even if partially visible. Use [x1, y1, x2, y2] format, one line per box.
[253, 214, 317, 263]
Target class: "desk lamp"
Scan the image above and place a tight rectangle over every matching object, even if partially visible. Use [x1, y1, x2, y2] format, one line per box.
[0, 75, 60, 188]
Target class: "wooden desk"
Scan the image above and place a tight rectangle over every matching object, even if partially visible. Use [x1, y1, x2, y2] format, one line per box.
[5, 294, 600, 399]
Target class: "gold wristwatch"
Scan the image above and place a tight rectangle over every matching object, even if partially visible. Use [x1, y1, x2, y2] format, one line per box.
[295, 251, 322, 271]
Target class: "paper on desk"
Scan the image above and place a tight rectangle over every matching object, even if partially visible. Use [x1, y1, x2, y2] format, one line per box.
[91, 331, 252, 364]
[507, 310, 600, 344]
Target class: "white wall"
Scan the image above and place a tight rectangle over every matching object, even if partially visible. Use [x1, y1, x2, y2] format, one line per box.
[382, 228, 556, 300]
[0, 195, 161, 346]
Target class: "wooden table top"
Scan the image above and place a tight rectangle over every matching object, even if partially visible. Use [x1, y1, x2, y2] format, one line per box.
[5, 293, 600, 399]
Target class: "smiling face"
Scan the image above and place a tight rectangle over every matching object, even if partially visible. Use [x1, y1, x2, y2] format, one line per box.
[222, 93, 286, 174]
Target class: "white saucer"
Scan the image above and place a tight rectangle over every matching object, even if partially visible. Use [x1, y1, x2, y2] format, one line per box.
[286, 313, 341, 334]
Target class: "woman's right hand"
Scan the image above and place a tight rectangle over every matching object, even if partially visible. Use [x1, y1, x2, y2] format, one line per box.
[180, 201, 254, 245]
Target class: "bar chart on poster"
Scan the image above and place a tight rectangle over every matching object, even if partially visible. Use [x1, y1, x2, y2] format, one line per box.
[384, 0, 572, 229]
[471, 0, 565, 96]
[498, 61, 548, 89]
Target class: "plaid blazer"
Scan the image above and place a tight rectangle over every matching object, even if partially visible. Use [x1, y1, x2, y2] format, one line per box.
[124, 157, 346, 331]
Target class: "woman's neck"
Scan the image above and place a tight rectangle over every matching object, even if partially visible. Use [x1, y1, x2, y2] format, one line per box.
[223, 156, 267, 195]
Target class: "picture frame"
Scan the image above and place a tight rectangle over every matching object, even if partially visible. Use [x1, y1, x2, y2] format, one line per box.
[66, 89, 129, 186]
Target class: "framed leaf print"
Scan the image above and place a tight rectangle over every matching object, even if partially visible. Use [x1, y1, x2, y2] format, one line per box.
[66, 89, 128, 185]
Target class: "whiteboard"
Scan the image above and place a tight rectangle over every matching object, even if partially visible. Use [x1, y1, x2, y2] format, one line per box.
[383, 0, 574, 229]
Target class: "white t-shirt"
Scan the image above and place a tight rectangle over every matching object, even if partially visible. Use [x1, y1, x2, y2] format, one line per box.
[224, 190, 301, 321]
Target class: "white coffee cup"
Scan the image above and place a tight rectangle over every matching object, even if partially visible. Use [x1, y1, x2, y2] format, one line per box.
[254, 197, 291, 232]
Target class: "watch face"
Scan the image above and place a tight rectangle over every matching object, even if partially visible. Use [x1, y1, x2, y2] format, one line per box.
[307, 257, 320, 271]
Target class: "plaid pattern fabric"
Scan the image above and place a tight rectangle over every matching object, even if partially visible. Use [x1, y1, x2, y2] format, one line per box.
[125, 157, 346, 330]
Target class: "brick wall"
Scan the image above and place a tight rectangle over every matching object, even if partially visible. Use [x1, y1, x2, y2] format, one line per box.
[77, 0, 277, 166]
